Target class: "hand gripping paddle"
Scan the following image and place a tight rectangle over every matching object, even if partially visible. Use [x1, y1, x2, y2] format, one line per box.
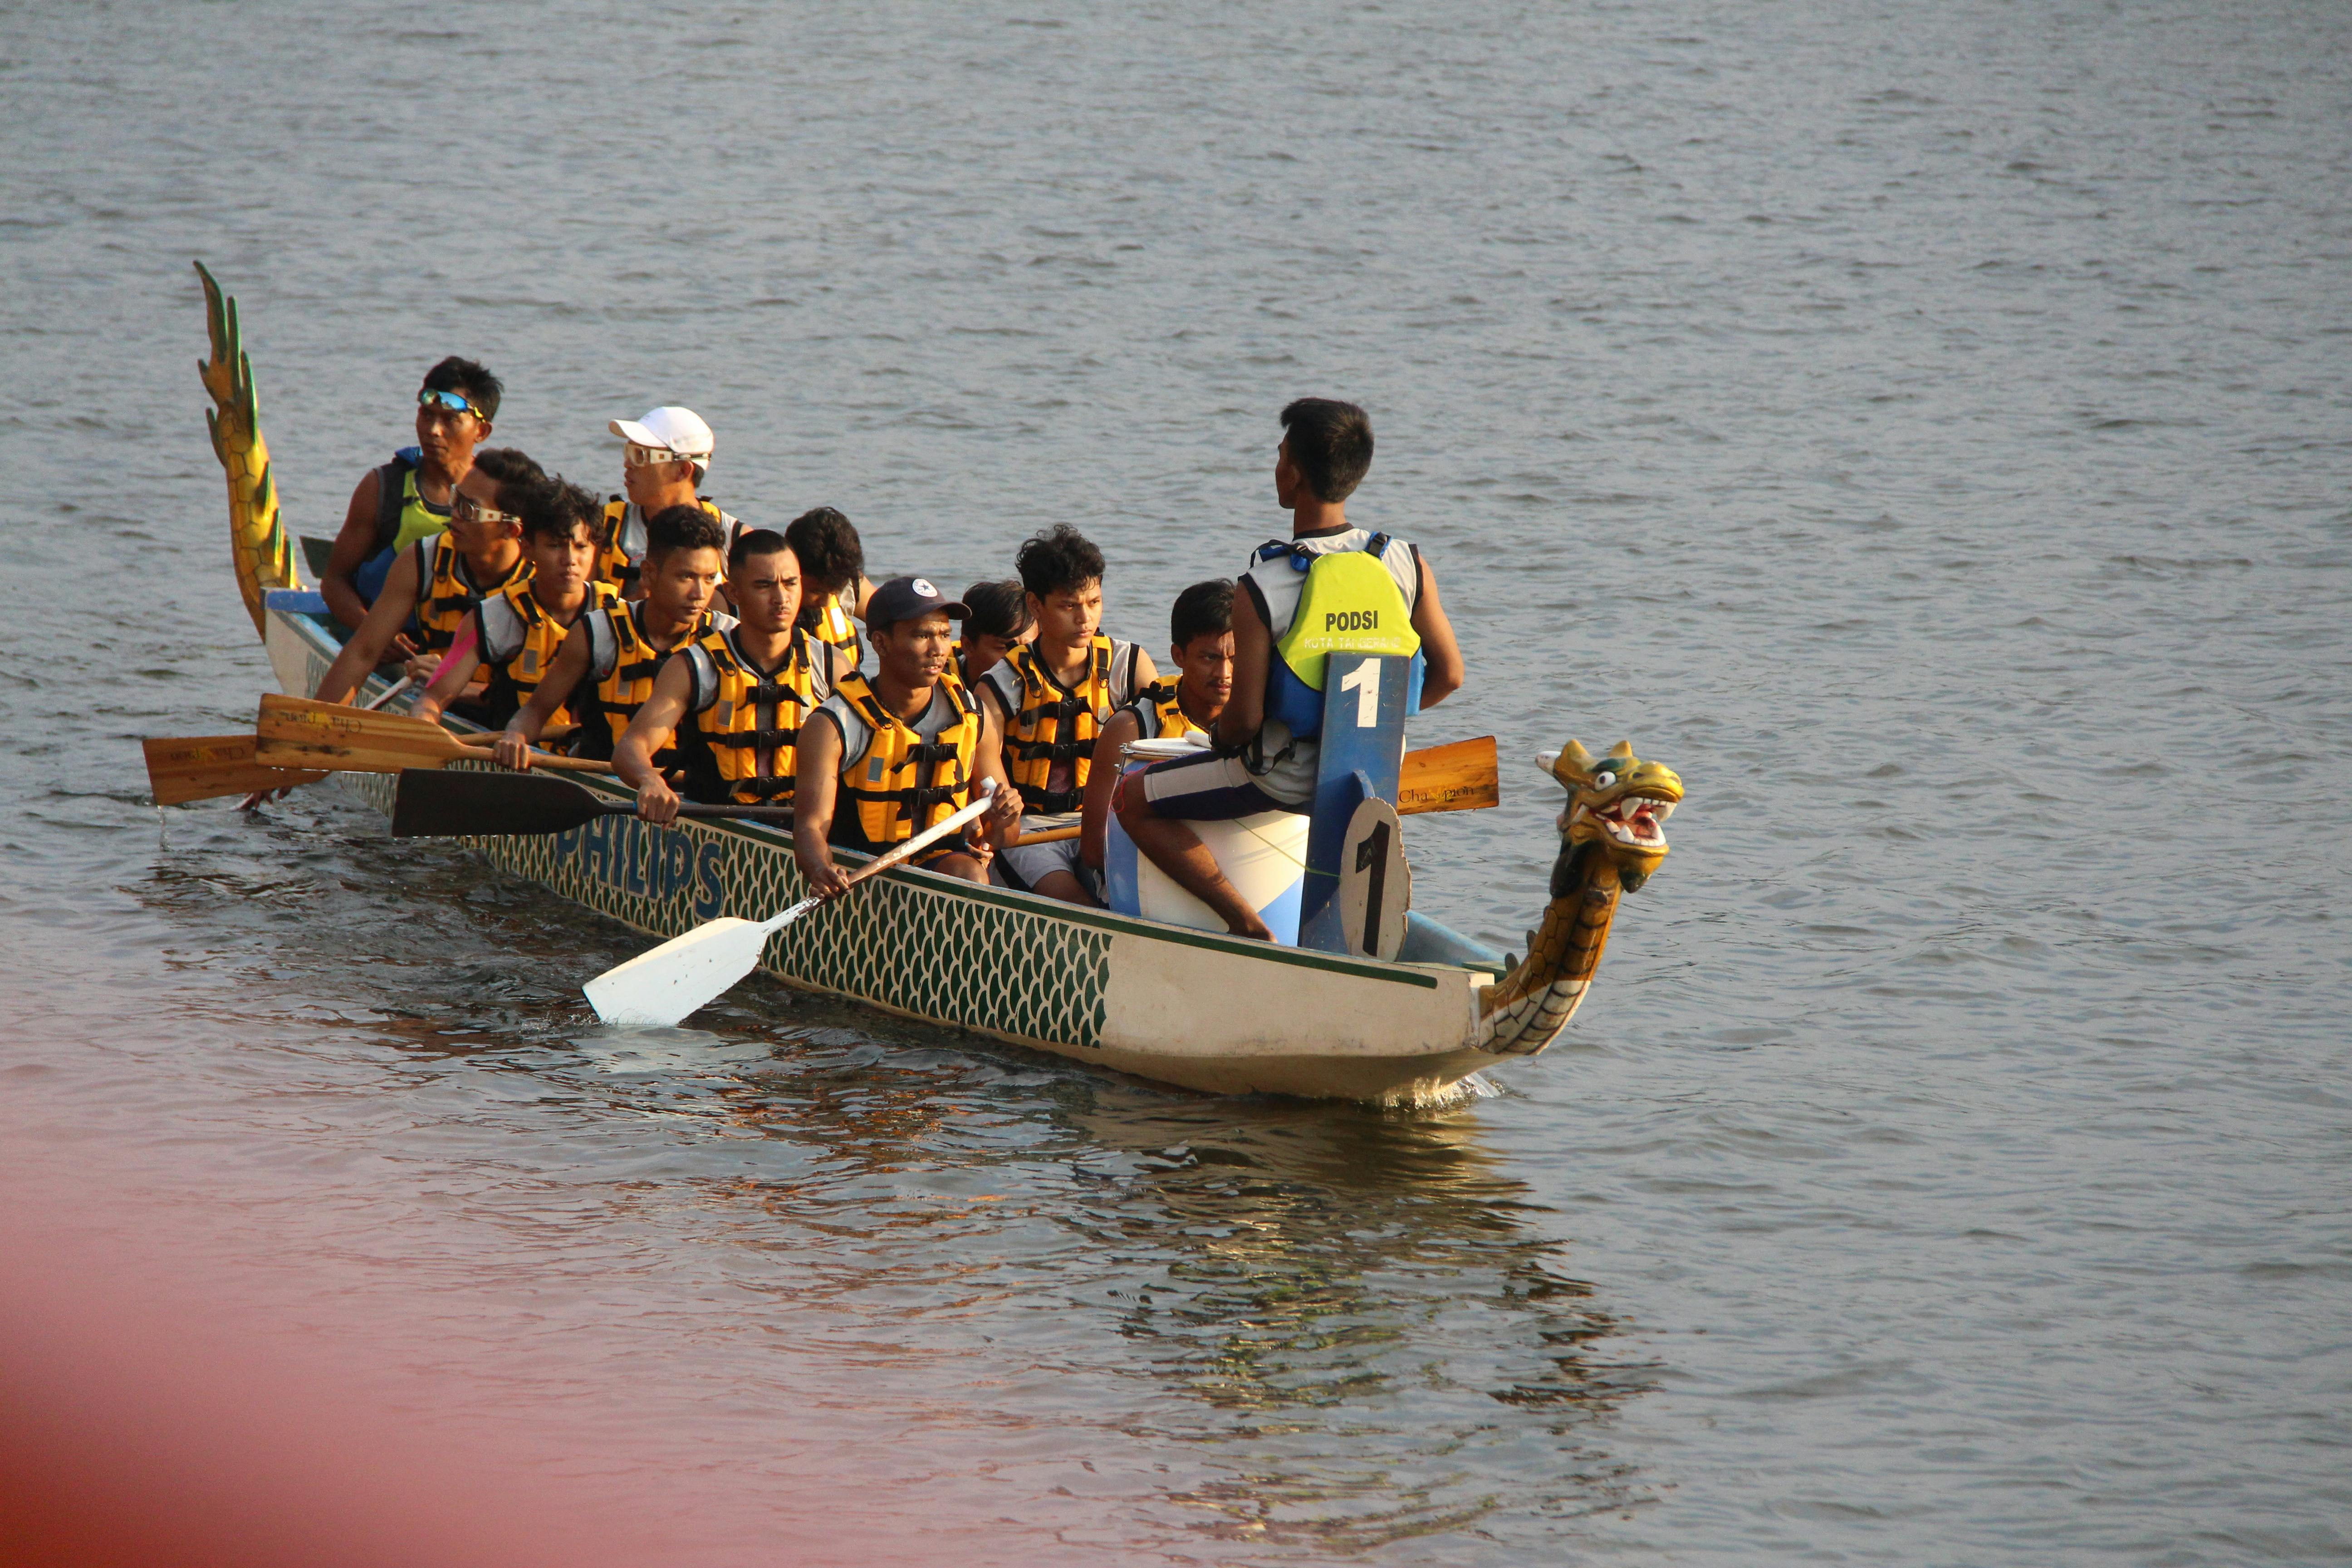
[583, 781, 1000, 1030]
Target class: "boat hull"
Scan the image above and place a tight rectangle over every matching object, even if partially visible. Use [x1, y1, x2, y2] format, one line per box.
[266, 603, 1506, 1102]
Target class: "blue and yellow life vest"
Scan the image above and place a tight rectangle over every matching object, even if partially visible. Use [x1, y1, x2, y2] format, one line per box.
[353, 448, 451, 604]
[828, 671, 980, 853]
[1259, 532, 1420, 740]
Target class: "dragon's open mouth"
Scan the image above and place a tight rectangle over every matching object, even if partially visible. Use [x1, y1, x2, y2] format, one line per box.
[1571, 792, 1676, 848]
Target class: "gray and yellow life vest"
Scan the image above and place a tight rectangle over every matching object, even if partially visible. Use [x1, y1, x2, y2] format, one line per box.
[981, 636, 1141, 816]
[575, 602, 730, 764]
[826, 671, 981, 854]
[412, 534, 530, 654]
[595, 495, 736, 597]
[1251, 531, 1421, 740]
[1122, 677, 1200, 743]
[675, 626, 831, 805]
[476, 578, 620, 731]
[807, 592, 863, 672]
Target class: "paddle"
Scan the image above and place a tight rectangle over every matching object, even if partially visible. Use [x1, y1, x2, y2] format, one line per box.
[144, 735, 329, 807]
[1397, 735, 1499, 815]
[583, 782, 1002, 1029]
[254, 693, 606, 775]
[390, 769, 793, 838]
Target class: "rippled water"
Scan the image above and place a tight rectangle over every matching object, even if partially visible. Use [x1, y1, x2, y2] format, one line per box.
[5, 2, 2349, 1561]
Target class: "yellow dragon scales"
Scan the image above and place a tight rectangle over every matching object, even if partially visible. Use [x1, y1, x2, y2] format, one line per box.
[1475, 739, 1685, 1055]
[195, 260, 302, 637]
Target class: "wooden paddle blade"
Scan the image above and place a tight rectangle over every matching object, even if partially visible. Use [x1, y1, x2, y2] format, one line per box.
[254, 735, 450, 774]
[1398, 735, 1499, 815]
[257, 692, 468, 767]
[583, 917, 775, 1029]
[144, 735, 327, 806]
[391, 768, 622, 838]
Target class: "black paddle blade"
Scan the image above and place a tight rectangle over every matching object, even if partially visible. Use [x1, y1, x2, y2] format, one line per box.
[389, 767, 621, 838]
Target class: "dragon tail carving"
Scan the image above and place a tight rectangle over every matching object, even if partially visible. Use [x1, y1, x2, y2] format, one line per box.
[195, 260, 301, 639]
[1475, 740, 1683, 1057]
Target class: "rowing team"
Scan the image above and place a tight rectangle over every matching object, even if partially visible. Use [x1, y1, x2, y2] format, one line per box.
[309, 362, 1464, 937]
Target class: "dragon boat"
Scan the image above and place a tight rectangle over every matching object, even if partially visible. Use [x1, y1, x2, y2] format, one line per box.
[192, 263, 1686, 1103]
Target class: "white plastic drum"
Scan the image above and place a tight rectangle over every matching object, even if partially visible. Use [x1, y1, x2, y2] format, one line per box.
[1103, 736, 1309, 945]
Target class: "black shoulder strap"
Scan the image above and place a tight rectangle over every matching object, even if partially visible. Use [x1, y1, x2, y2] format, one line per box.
[372, 453, 417, 556]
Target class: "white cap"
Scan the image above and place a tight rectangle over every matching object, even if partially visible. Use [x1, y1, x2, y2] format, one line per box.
[609, 406, 715, 471]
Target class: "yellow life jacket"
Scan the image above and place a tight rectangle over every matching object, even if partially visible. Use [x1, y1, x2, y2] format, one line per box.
[412, 534, 530, 654]
[578, 602, 725, 763]
[828, 671, 980, 853]
[677, 627, 830, 805]
[476, 578, 620, 732]
[1123, 677, 1200, 743]
[981, 636, 1139, 816]
[808, 591, 863, 671]
[596, 495, 731, 596]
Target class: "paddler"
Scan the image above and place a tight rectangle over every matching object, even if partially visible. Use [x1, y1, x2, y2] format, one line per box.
[956, 579, 1033, 690]
[1116, 398, 1464, 938]
[313, 447, 546, 706]
[411, 477, 617, 735]
[975, 525, 1156, 906]
[1079, 579, 1235, 875]
[594, 406, 743, 600]
[617, 528, 832, 824]
[494, 505, 735, 771]
[794, 576, 1021, 892]
[318, 358, 502, 637]
[783, 507, 875, 674]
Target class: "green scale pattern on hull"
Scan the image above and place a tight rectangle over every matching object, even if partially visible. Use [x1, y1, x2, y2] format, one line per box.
[320, 653, 1112, 1050]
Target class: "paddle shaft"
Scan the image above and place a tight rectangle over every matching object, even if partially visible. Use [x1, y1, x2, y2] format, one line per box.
[776, 784, 1000, 931]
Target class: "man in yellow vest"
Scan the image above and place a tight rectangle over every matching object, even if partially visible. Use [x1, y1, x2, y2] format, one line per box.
[318, 358, 502, 637]
[494, 506, 733, 772]
[1079, 578, 1235, 876]
[794, 577, 1021, 894]
[618, 529, 831, 824]
[975, 525, 1158, 905]
[595, 406, 743, 599]
[1116, 398, 1465, 938]
[411, 477, 617, 735]
[313, 447, 545, 706]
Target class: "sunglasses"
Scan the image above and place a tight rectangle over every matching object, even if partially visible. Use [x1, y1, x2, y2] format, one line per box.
[451, 492, 520, 527]
[624, 442, 694, 470]
[418, 387, 486, 421]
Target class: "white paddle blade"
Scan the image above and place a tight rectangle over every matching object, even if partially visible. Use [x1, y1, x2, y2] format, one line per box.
[583, 916, 775, 1029]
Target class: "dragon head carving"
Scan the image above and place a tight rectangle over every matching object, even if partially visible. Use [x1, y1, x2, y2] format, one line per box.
[1539, 739, 1683, 891]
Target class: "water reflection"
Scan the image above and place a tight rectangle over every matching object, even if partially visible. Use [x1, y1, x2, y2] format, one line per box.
[133, 804, 1662, 1550]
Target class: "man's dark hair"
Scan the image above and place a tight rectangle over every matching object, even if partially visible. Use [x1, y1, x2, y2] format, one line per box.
[1279, 397, 1373, 504]
[1015, 524, 1105, 599]
[467, 447, 545, 512]
[645, 503, 726, 562]
[519, 475, 600, 544]
[962, 579, 1031, 642]
[1171, 578, 1235, 650]
[422, 356, 502, 422]
[729, 527, 793, 573]
[784, 507, 864, 595]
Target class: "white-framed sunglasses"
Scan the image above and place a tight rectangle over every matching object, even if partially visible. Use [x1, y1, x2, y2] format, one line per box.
[625, 442, 698, 470]
[451, 492, 521, 527]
